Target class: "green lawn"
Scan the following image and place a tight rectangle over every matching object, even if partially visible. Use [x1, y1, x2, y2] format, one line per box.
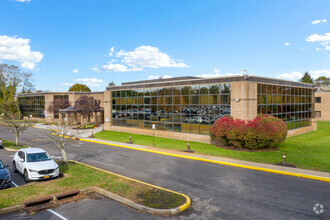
[95, 121, 330, 173]
[0, 162, 186, 209]
[1, 139, 28, 149]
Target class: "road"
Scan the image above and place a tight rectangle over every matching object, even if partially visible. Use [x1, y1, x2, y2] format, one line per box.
[0, 126, 329, 219]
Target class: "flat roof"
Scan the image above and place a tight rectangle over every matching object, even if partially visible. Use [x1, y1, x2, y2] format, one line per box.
[107, 75, 315, 91]
[16, 91, 104, 97]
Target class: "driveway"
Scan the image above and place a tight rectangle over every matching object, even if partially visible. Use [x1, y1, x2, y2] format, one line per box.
[0, 126, 329, 219]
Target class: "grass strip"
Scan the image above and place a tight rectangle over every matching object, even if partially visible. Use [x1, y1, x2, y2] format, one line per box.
[0, 162, 186, 209]
[94, 121, 330, 173]
[1, 139, 28, 150]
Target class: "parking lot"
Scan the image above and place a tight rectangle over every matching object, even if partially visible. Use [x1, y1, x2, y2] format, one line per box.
[0, 148, 176, 220]
[0, 149, 26, 188]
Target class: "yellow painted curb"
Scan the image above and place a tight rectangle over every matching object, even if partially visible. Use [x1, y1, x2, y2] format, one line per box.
[80, 138, 330, 183]
[69, 160, 191, 213]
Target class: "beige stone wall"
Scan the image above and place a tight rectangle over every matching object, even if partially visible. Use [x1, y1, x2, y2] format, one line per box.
[315, 92, 330, 121]
[109, 126, 211, 144]
[287, 120, 317, 137]
[230, 81, 257, 121]
[104, 90, 112, 130]
[45, 94, 54, 122]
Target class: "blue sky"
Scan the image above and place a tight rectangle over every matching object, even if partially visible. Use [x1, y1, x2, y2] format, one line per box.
[0, 0, 329, 91]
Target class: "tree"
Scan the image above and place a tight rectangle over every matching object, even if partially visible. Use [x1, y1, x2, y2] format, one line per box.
[108, 81, 116, 86]
[74, 95, 100, 124]
[68, 83, 91, 92]
[299, 72, 314, 84]
[44, 124, 79, 164]
[0, 64, 34, 112]
[0, 101, 35, 145]
[47, 98, 71, 119]
[314, 76, 330, 87]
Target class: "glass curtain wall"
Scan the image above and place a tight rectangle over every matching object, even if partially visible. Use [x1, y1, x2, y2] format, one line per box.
[112, 84, 231, 134]
[257, 84, 313, 130]
[53, 95, 69, 119]
[18, 96, 45, 118]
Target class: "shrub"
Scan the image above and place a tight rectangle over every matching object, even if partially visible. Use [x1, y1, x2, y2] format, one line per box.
[210, 114, 287, 149]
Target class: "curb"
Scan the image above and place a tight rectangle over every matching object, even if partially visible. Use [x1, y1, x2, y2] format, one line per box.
[81, 187, 188, 216]
[4, 147, 18, 152]
[70, 160, 191, 214]
[0, 162, 191, 216]
[79, 139, 330, 183]
[0, 204, 25, 215]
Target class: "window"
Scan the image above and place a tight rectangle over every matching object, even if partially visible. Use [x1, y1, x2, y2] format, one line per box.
[315, 97, 321, 103]
[315, 111, 321, 118]
[257, 84, 313, 130]
[112, 83, 231, 135]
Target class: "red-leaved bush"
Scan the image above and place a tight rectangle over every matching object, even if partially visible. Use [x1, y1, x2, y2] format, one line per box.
[210, 114, 287, 149]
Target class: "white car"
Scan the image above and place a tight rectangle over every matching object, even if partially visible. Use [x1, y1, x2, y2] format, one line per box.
[13, 148, 59, 182]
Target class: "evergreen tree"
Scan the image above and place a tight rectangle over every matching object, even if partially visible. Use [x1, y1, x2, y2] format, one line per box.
[299, 72, 314, 84]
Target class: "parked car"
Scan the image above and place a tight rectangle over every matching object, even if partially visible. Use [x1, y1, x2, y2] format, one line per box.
[13, 148, 59, 183]
[0, 160, 11, 189]
[184, 117, 197, 123]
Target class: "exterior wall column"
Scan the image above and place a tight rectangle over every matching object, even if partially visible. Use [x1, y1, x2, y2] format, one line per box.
[73, 113, 77, 125]
[93, 112, 97, 125]
[59, 113, 63, 125]
[65, 113, 69, 125]
[230, 81, 258, 121]
[44, 94, 54, 123]
[81, 114, 84, 125]
[104, 90, 112, 130]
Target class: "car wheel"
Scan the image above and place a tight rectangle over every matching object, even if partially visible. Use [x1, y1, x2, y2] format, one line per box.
[13, 162, 18, 173]
[24, 170, 30, 183]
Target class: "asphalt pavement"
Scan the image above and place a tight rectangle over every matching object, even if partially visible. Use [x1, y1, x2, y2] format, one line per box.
[0, 126, 329, 219]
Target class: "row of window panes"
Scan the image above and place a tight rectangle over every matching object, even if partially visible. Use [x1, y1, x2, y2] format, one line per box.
[18, 96, 45, 119]
[113, 95, 230, 105]
[257, 84, 313, 96]
[112, 84, 231, 97]
[112, 120, 217, 134]
[258, 95, 312, 104]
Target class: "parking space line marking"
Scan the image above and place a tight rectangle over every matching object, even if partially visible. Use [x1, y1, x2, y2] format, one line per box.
[11, 181, 19, 187]
[47, 209, 68, 220]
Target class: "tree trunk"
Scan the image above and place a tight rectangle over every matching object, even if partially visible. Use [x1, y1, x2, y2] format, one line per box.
[15, 134, 19, 146]
[61, 147, 68, 164]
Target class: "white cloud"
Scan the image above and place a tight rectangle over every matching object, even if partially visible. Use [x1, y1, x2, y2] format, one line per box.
[109, 47, 115, 56]
[310, 69, 330, 78]
[277, 72, 303, 81]
[75, 78, 103, 87]
[96, 45, 188, 72]
[0, 35, 43, 70]
[306, 33, 330, 50]
[196, 69, 239, 78]
[306, 33, 330, 42]
[72, 69, 78, 73]
[21, 62, 36, 70]
[15, 0, 31, 2]
[284, 42, 291, 46]
[102, 63, 129, 72]
[91, 66, 101, 72]
[277, 69, 330, 81]
[316, 48, 322, 51]
[311, 19, 327, 25]
[148, 75, 173, 80]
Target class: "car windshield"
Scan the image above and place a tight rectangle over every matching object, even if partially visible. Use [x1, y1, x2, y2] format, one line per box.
[27, 152, 51, 162]
[0, 160, 4, 169]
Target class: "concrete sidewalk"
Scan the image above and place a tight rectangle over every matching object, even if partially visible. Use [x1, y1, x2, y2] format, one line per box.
[81, 137, 330, 181]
